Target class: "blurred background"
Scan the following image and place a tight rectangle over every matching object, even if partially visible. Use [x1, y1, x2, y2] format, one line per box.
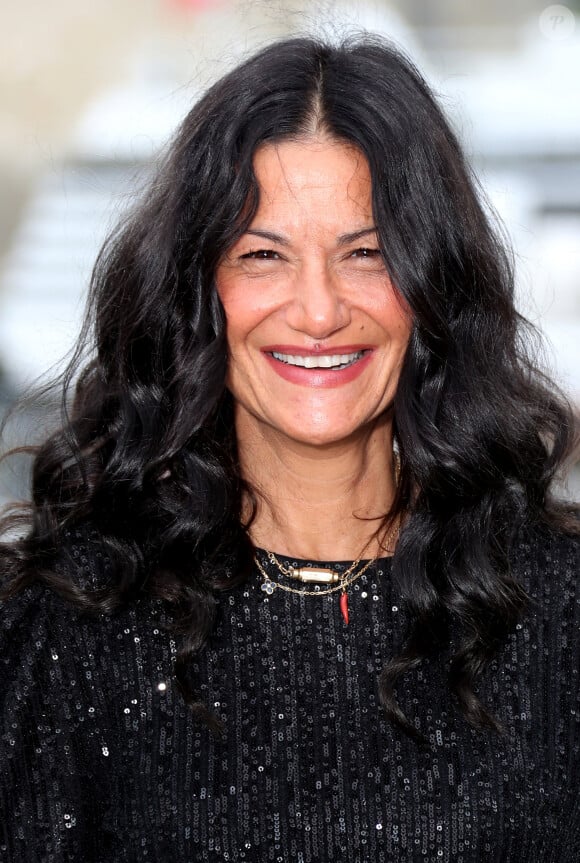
[0, 0, 579, 504]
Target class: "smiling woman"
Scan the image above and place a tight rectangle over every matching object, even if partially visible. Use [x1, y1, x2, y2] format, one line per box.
[0, 34, 579, 863]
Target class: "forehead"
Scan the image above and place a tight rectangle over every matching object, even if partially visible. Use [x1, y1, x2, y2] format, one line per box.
[251, 137, 373, 220]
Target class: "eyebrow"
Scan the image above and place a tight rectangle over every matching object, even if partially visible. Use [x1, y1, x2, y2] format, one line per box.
[336, 227, 378, 246]
[244, 227, 378, 246]
[245, 229, 290, 246]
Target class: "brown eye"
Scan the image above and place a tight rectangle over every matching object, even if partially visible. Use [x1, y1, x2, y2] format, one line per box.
[241, 249, 281, 260]
[351, 248, 381, 258]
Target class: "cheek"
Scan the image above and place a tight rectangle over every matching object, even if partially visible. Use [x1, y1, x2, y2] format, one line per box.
[217, 268, 270, 326]
[382, 287, 413, 341]
[218, 283, 286, 355]
[366, 289, 412, 343]
[221, 305, 259, 355]
[394, 310, 413, 344]
[216, 279, 248, 350]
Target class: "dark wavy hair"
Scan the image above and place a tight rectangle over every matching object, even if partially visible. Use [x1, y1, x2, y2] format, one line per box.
[1, 35, 577, 743]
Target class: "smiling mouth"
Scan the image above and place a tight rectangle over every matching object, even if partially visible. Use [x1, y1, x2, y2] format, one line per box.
[269, 350, 367, 370]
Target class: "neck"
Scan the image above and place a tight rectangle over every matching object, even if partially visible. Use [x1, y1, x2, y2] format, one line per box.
[237, 413, 398, 561]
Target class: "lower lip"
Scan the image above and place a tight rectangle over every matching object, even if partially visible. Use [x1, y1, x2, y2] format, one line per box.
[263, 351, 374, 387]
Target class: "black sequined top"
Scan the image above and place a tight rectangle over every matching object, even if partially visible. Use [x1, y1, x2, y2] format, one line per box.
[1, 525, 579, 862]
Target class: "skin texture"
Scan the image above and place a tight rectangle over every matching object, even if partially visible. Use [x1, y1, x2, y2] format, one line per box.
[215, 137, 412, 559]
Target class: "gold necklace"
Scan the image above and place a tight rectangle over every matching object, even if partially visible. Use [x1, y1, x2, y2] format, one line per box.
[254, 516, 400, 625]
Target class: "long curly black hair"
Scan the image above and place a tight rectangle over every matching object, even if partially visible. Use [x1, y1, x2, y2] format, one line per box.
[1, 35, 577, 742]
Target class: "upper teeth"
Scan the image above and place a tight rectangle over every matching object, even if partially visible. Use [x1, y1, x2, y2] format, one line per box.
[271, 351, 364, 368]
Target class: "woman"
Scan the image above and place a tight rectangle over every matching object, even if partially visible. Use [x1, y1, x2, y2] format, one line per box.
[1, 34, 578, 862]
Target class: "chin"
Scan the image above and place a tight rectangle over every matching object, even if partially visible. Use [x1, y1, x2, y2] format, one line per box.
[273, 419, 378, 448]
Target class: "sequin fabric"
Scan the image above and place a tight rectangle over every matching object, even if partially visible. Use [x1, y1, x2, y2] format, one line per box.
[1, 526, 579, 862]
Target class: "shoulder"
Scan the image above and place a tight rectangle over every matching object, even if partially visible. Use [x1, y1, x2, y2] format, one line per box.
[0, 522, 166, 690]
[0, 520, 108, 634]
[511, 520, 580, 593]
[0, 525, 176, 842]
[1, 520, 115, 602]
[0, 524, 104, 672]
[0, 525, 175, 748]
[54, 521, 117, 590]
[510, 520, 580, 641]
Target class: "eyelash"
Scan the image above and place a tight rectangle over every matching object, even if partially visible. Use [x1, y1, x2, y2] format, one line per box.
[350, 248, 381, 258]
[241, 249, 280, 260]
[240, 248, 381, 260]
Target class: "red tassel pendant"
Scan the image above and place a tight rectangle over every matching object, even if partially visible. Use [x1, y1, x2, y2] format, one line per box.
[340, 591, 349, 624]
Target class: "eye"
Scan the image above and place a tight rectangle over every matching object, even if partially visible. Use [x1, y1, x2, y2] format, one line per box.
[240, 249, 281, 260]
[350, 247, 382, 258]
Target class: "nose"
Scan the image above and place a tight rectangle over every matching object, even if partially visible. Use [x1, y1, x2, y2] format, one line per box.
[284, 262, 351, 339]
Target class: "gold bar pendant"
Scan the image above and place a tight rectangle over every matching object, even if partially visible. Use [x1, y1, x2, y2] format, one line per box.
[291, 567, 341, 584]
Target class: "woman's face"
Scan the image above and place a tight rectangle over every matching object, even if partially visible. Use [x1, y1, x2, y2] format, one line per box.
[215, 136, 412, 448]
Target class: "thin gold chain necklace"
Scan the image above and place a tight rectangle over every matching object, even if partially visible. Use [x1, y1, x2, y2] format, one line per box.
[254, 516, 400, 625]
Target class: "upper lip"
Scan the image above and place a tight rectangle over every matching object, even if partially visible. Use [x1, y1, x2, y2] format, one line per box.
[262, 344, 373, 356]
